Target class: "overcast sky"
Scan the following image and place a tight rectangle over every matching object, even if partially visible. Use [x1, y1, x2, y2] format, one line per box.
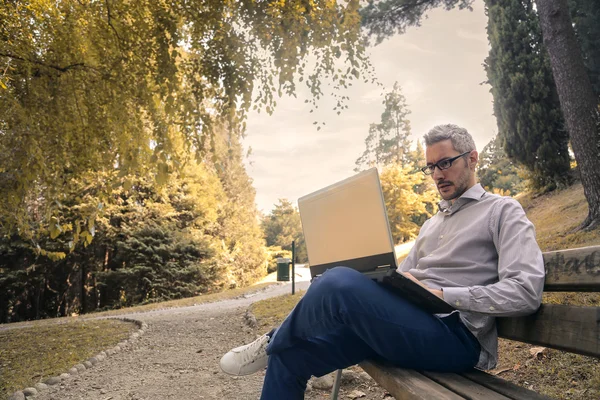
[243, 1, 496, 214]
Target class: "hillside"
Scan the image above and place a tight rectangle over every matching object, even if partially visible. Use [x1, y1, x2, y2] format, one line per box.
[517, 182, 600, 251]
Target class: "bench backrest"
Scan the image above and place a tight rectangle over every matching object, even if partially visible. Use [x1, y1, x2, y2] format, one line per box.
[497, 245, 600, 358]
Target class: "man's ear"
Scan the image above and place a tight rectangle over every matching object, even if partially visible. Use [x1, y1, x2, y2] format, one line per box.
[469, 150, 479, 170]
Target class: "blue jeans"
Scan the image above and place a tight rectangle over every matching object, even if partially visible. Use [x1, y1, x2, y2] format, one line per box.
[261, 267, 480, 399]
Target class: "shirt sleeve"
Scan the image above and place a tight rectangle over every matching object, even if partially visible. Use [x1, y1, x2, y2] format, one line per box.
[442, 198, 545, 317]
[397, 219, 431, 272]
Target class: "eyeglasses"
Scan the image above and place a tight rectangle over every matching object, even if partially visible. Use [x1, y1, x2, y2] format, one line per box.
[421, 151, 471, 175]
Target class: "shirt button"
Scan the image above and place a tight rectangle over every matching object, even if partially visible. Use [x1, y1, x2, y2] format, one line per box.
[455, 301, 460, 306]
[489, 306, 495, 311]
[439, 235, 444, 239]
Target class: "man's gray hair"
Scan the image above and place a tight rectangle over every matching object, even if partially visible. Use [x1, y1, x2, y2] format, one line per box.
[423, 124, 477, 153]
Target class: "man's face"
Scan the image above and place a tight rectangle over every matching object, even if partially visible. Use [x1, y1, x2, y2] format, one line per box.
[425, 140, 478, 201]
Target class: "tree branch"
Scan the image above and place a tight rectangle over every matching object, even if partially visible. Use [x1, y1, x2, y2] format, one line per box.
[105, 0, 124, 51]
[0, 52, 86, 73]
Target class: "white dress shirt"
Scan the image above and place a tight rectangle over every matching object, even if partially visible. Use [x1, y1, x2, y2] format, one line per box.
[398, 183, 545, 369]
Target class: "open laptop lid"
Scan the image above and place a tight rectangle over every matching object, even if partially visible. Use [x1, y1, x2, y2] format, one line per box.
[298, 168, 397, 277]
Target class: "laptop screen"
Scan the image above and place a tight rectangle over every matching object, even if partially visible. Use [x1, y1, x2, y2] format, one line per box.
[298, 168, 397, 277]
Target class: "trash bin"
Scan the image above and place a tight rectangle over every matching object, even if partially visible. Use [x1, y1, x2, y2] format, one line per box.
[276, 258, 291, 281]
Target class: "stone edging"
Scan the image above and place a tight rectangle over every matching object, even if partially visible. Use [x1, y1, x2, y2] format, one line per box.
[8, 317, 148, 400]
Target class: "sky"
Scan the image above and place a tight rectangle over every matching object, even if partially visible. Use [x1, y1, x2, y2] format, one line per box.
[242, 1, 497, 214]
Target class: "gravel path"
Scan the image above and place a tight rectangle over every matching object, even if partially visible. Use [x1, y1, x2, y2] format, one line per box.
[30, 281, 389, 400]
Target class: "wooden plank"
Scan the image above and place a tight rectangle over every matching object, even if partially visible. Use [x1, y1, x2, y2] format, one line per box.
[497, 304, 600, 358]
[359, 360, 465, 400]
[461, 369, 552, 400]
[420, 371, 512, 400]
[542, 245, 600, 291]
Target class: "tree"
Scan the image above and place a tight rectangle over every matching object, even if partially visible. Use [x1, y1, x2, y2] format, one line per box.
[569, 0, 600, 98]
[355, 82, 413, 171]
[477, 135, 522, 195]
[484, 0, 571, 191]
[360, 0, 475, 44]
[0, 157, 268, 321]
[261, 199, 308, 263]
[0, 0, 370, 243]
[380, 164, 438, 243]
[210, 123, 269, 287]
[409, 140, 426, 172]
[535, 0, 600, 229]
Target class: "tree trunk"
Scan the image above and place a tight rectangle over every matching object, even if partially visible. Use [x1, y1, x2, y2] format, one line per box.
[81, 262, 87, 314]
[92, 274, 99, 312]
[535, 0, 600, 230]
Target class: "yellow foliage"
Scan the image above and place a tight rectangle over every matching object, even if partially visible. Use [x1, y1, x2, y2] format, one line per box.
[492, 187, 511, 197]
[380, 164, 438, 244]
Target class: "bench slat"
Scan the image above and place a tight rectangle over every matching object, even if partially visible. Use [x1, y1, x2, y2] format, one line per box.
[461, 369, 552, 400]
[359, 361, 465, 400]
[543, 246, 600, 291]
[497, 304, 600, 358]
[420, 371, 512, 400]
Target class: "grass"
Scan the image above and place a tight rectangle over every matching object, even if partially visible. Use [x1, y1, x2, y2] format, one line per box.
[0, 319, 136, 397]
[250, 183, 600, 399]
[517, 183, 600, 251]
[0, 282, 277, 396]
[250, 291, 306, 330]
[495, 339, 600, 399]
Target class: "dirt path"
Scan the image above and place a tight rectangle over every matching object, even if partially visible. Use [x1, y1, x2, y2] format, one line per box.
[33, 281, 389, 400]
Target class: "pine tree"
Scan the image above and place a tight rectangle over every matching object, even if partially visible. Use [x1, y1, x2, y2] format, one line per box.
[355, 82, 413, 171]
[484, 0, 571, 191]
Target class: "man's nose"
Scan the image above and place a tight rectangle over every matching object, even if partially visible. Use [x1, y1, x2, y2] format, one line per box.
[432, 165, 445, 180]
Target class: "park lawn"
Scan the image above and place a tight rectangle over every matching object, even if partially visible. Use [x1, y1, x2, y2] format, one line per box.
[0, 282, 276, 397]
[0, 318, 135, 398]
[251, 183, 600, 400]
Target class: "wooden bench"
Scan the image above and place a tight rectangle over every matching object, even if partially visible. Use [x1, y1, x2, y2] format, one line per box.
[331, 245, 600, 399]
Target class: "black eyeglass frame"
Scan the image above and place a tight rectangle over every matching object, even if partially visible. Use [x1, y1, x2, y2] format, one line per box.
[421, 151, 471, 175]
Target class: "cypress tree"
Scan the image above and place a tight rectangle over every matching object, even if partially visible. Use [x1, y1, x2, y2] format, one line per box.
[484, 0, 571, 191]
[477, 135, 522, 195]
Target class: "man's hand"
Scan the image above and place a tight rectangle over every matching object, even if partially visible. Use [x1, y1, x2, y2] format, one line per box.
[401, 272, 444, 300]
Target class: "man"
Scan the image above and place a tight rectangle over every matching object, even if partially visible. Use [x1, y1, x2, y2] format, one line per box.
[220, 124, 545, 399]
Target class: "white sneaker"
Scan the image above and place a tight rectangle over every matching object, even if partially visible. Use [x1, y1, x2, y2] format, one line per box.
[220, 333, 270, 376]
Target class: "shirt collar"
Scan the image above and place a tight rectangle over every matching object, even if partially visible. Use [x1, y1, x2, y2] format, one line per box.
[438, 183, 485, 214]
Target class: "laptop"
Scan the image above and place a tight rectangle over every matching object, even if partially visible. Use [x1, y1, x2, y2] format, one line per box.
[298, 168, 454, 314]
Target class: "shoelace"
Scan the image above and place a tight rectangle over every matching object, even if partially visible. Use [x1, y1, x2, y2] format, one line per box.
[240, 335, 269, 366]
